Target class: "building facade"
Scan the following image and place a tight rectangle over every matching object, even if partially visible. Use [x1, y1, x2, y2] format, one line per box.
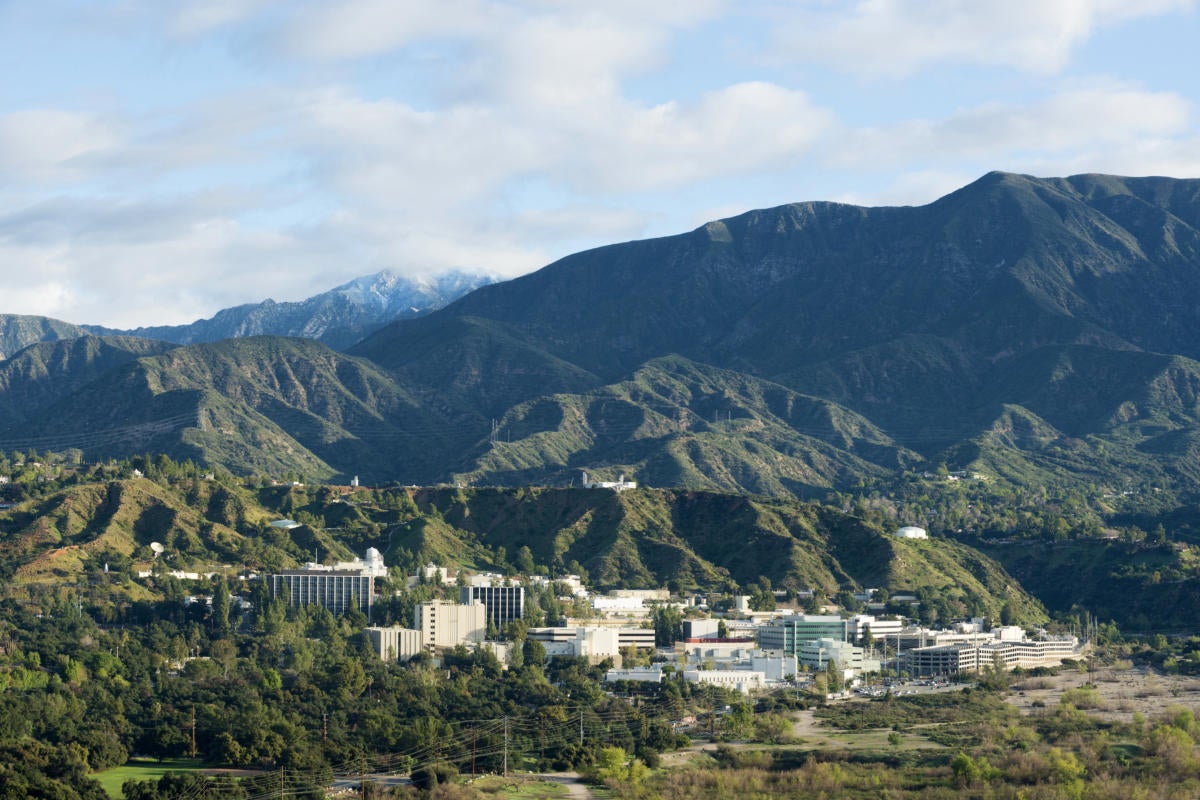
[268, 570, 374, 616]
[366, 626, 423, 662]
[758, 615, 850, 654]
[460, 585, 524, 629]
[907, 636, 1081, 677]
[415, 600, 487, 650]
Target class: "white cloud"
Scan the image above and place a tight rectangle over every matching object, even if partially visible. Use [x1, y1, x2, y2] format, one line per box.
[169, 0, 280, 36]
[0, 110, 120, 185]
[831, 85, 1194, 168]
[280, 0, 502, 60]
[770, 0, 1197, 76]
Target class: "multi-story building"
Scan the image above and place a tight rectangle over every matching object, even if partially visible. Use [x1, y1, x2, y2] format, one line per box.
[758, 615, 850, 654]
[460, 584, 524, 629]
[415, 600, 487, 650]
[366, 626, 423, 662]
[848, 614, 904, 644]
[797, 637, 878, 675]
[268, 549, 386, 617]
[268, 570, 374, 616]
[907, 636, 1081, 677]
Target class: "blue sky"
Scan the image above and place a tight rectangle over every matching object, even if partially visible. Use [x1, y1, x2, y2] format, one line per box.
[0, 0, 1198, 328]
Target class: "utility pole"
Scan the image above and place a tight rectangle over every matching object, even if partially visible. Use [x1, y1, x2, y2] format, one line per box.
[503, 716, 509, 777]
[191, 705, 196, 758]
[580, 711, 584, 746]
[322, 711, 328, 746]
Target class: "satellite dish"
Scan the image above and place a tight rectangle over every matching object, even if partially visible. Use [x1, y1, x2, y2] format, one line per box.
[150, 542, 165, 557]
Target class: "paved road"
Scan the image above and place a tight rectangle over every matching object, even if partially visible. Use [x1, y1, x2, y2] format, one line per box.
[537, 772, 594, 799]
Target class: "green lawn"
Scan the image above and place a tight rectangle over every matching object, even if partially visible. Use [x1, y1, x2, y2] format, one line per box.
[94, 758, 203, 799]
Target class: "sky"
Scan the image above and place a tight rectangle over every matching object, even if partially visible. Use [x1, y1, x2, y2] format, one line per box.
[1, 0, 1198, 329]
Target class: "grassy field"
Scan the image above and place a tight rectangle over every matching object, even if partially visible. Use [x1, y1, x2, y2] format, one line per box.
[468, 775, 571, 797]
[94, 758, 203, 798]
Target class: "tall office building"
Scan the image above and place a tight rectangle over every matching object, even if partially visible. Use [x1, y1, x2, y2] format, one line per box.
[460, 584, 524, 629]
[758, 615, 850, 655]
[268, 570, 374, 616]
[414, 600, 487, 649]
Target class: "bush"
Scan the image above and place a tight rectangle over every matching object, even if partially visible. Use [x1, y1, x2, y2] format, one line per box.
[412, 762, 459, 791]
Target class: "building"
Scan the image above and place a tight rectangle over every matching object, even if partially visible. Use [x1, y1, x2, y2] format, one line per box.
[797, 637, 879, 677]
[682, 669, 765, 694]
[758, 615, 850, 654]
[415, 600, 487, 650]
[894, 526, 928, 539]
[460, 584, 524, 629]
[678, 637, 758, 662]
[751, 653, 799, 682]
[530, 623, 652, 657]
[684, 619, 722, 639]
[605, 667, 665, 684]
[581, 470, 637, 491]
[849, 614, 904, 644]
[617, 627, 657, 651]
[907, 636, 1081, 677]
[366, 626, 423, 662]
[269, 570, 374, 616]
[328, 547, 387, 577]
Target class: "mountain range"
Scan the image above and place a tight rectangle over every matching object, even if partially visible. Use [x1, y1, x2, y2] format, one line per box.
[82, 269, 500, 350]
[3, 172, 1200, 500]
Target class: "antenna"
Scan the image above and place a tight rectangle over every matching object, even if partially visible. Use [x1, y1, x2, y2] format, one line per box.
[150, 542, 165, 558]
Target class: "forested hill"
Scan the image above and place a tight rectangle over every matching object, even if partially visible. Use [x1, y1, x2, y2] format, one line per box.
[5, 174, 1200, 501]
[0, 470, 1043, 626]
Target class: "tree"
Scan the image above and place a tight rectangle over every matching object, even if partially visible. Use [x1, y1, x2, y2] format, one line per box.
[211, 576, 231, 635]
[515, 546, 536, 575]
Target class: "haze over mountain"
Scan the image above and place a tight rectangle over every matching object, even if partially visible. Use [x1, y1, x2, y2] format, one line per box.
[3, 173, 1200, 500]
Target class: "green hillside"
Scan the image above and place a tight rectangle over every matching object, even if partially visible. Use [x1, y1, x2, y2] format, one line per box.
[0, 475, 1045, 624]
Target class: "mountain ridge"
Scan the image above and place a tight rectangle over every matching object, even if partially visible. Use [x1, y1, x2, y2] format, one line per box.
[5, 173, 1200, 503]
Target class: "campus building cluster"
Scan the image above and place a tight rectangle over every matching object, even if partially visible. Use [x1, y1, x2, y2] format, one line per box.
[148, 519, 1083, 695]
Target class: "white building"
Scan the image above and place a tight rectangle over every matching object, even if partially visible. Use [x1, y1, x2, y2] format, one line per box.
[526, 626, 622, 664]
[798, 638, 880, 679]
[330, 547, 387, 577]
[751, 653, 799, 682]
[849, 614, 904, 644]
[414, 600, 487, 650]
[366, 626, 423, 662]
[605, 667, 665, 684]
[907, 635, 1081, 677]
[682, 669, 765, 694]
[581, 471, 637, 491]
[679, 638, 758, 662]
[592, 596, 649, 617]
[894, 526, 928, 539]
